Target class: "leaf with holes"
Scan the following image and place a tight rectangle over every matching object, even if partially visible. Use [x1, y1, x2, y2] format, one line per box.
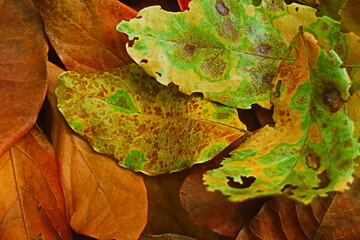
[117, 0, 347, 108]
[204, 31, 360, 203]
[56, 64, 245, 175]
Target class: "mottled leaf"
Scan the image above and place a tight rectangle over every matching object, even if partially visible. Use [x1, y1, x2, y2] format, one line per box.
[47, 62, 148, 240]
[56, 64, 245, 175]
[237, 177, 360, 240]
[204, 31, 360, 203]
[32, 0, 137, 73]
[117, 0, 345, 108]
[0, 0, 48, 157]
[0, 126, 73, 240]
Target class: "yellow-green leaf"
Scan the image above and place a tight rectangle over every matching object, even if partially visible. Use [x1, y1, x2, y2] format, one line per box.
[204, 31, 360, 203]
[56, 64, 246, 175]
[117, 0, 346, 109]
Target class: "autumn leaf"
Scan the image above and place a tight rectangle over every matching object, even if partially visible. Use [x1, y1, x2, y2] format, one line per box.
[117, 0, 346, 109]
[0, 126, 73, 240]
[340, 0, 360, 38]
[55, 64, 246, 175]
[32, 0, 137, 73]
[0, 0, 48, 157]
[179, 137, 268, 238]
[47, 62, 148, 240]
[237, 177, 360, 240]
[204, 31, 360, 203]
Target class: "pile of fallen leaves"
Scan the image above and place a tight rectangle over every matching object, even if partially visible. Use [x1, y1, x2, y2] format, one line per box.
[1, 0, 360, 239]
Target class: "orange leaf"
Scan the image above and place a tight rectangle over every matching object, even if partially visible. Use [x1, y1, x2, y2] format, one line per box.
[47, 62, 148, 239]
[237, 177, 360, 240]
[0, 0, 48, 157]
[0, 126, 73, 240]
[33, 0, 137, 73]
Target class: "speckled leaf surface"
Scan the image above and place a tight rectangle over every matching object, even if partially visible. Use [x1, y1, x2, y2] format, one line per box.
[117, 0, 346, 108]
[204, 32, 360, 203]
[56, 64, 245, 175]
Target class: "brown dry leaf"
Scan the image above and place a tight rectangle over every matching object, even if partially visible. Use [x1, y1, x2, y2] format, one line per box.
[125, 0, 181, 11]
[142, 172, 228, 240]
[0, 0, 48, 157]
[47, 62, 148, 240]
[32, 0, 137, 73]
[180, 137, 268, 238]
[0, 126, 73, 240]
[340, 0, 360, 37]
[140, 233, 196, 240]
[237, 177, 360, 240]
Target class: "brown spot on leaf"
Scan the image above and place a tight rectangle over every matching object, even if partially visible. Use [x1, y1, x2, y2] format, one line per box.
[140, 59, 148, 63]
[200, 55, 227, 78]
[262, 73, 273, 84]
[257, 43, 272, 54]
[215, 0, 229, 16]
[313, 171, 330, 190]
[323, 88, 344, 113]
[184, 44, 196, 54]
[306, 153, 320, 170]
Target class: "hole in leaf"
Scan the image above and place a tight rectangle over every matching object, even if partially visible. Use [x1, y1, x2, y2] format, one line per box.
[252, 104, 274, 127]
[281, 184, 297, 195]
[140, 59, 148, 63]
[295, 7, 299, 12]
[128, 37, 139, 48]
[313, 171, 331, 190]
[156, 72, 162, 77]
[226, 176, 256, 189]
[237, 108, 261, 132]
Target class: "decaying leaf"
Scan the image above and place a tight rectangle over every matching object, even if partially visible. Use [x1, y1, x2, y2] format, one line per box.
[0, 126, 73, 240]
[140, 233, 197, 240]
[56, 64, 245, 175]
[47, 62, 148, 240]
[204, 31, 360, 203]
[117, 0, 346, 109]
[32, 0, 137, 73]
[0, 0, 48, 157]
[237, 177, 360, 240]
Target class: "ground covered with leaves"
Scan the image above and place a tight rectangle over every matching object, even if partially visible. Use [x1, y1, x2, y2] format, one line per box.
[1, 0, 360, 239]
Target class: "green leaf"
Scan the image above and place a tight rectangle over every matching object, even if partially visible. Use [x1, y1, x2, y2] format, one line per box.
[55, 64, 245, 175]
[117, 0, 345, 109]
[204, 31, 360, 203]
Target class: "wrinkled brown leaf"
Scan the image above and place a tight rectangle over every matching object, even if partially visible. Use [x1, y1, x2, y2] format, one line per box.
[33, 0, 137, 73]
[237, 177, 360, 240]
[142, 172, 228, 240]
[0, 0, 48, 157]
[180, 136, 268, 238]
[0, 126, 73, 240]
[47, 62, 148, 240]
[140, 233, 196, 240]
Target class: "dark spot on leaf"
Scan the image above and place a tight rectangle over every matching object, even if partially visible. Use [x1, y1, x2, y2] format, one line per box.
[216, 0, 229, 16]
[257, 43, 272, 54]
[281, 184, 297, 195]
[140, 59, 148, 63]
[262, 73, 273, 84]
[322, 123, 327, 128]
[295, 7, 299, 12]
[156, 72, 162, 77]
[323, 88, 344, 112]
[38, 204, 43, 211]
[226, 176, 256, 189]
[184, 44, 196, 54]
[313, 171, 330, 190]
[306, 153, 320, 170]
